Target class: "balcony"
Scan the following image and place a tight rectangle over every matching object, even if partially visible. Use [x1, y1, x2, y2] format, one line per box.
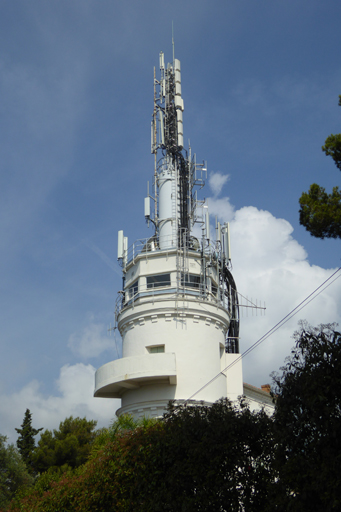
[94, 352, 177, 398]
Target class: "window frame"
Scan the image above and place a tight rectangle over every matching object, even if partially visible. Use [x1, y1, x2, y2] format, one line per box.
[148, 345, 165, 354]
[146, 273, 171, 289]
[181, 273, 201, 289]
[127, 279, 138, 299]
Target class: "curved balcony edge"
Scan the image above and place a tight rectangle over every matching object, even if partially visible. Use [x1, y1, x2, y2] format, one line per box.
[94, 352, 177, 398]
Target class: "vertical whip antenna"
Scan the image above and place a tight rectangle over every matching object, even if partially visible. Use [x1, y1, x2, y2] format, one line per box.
[153, 66, 158, 223]
[172, 21, 175, 67]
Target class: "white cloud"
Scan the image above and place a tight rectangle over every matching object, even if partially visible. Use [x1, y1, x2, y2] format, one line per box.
[207, 196, 235, 223]
[206, 172, 234, 224]
[0, 363, 119, 444]
[207, 199, 341, 388]
[208, 172, 230, 197]
[68, 322, 117, 359]
[231, 206, 307, 270]
[2, 203, 340, 446]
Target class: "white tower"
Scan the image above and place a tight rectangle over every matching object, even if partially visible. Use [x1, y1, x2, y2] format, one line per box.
[94, 50, 243, 419]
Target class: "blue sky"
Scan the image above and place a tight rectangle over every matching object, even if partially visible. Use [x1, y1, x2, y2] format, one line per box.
[1, 0, 341, 441]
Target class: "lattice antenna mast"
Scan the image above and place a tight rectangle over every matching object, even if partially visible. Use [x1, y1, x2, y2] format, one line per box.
[148, 44, 209, 251]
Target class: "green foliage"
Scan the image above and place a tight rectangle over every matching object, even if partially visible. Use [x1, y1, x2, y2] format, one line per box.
[0, 434, 34, 510]
[15, 409, 42, 476]
[299, 94, 341, 238]
[89, 413, 158, 458]
[272, 323, 341, 510]
[152, 399, 276, 512]
[299, 184, 341, 238]
[6, 404, 275, 512]
[31, 416, 97, 474]
[6, 324, 341, 511]
[322, 133, 341, 170]
[322, 96, 341, 170]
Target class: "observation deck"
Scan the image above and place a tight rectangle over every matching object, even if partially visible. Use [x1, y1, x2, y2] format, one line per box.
[94, 352, 177, 398]
[116, 234, 233, 322]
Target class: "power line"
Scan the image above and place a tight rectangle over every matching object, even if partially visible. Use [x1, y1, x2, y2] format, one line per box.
[186, 266, 341, 402]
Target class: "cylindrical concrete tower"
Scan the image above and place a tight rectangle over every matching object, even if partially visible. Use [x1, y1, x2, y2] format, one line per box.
[94, 50, 241, 420]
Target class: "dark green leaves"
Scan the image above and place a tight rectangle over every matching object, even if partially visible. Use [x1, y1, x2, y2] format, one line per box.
[299, 184, 341, 238]
[299, 94, 341, 239]
[272, 323, 341, 511]
[6, 404, 276, 512]
[15, 409, 42, 476]
[0, 434, 34, 510]
[31, 416, 97, 474]
[322, 133, 341, 171]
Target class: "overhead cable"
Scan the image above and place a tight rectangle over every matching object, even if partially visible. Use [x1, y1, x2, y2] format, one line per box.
[185, 266, 341, 402]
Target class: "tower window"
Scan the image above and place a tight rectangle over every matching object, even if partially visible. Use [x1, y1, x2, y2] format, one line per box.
[127, 280, 138, 299]
[181, 273, 201, 289]
[148, 345, 165, 353]
[147, 273, 171, 288]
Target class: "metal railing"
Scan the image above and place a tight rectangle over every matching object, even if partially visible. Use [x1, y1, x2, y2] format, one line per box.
[121, 235, 175, 267]
[121, 234, 216, 268]
[115, 279, 231, 318]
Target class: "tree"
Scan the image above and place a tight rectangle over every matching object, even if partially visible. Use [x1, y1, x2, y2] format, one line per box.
[299, 95, 341, 238]
[272, 323, 341, 511]
[299, 184, 341, 238]
[7, 402, 276, 512]
[146, 399, 276, 512]
[15, 410, 42, 475]
[0, 434, 33, 510]
[322, 96, 341, 170]
[31, 416, 97, 474]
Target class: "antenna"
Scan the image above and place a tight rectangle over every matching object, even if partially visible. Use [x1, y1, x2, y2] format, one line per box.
[172, 21, 175, 66]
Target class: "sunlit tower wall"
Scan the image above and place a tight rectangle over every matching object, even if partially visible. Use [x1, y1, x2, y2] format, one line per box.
[94, 51, 242, 419]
